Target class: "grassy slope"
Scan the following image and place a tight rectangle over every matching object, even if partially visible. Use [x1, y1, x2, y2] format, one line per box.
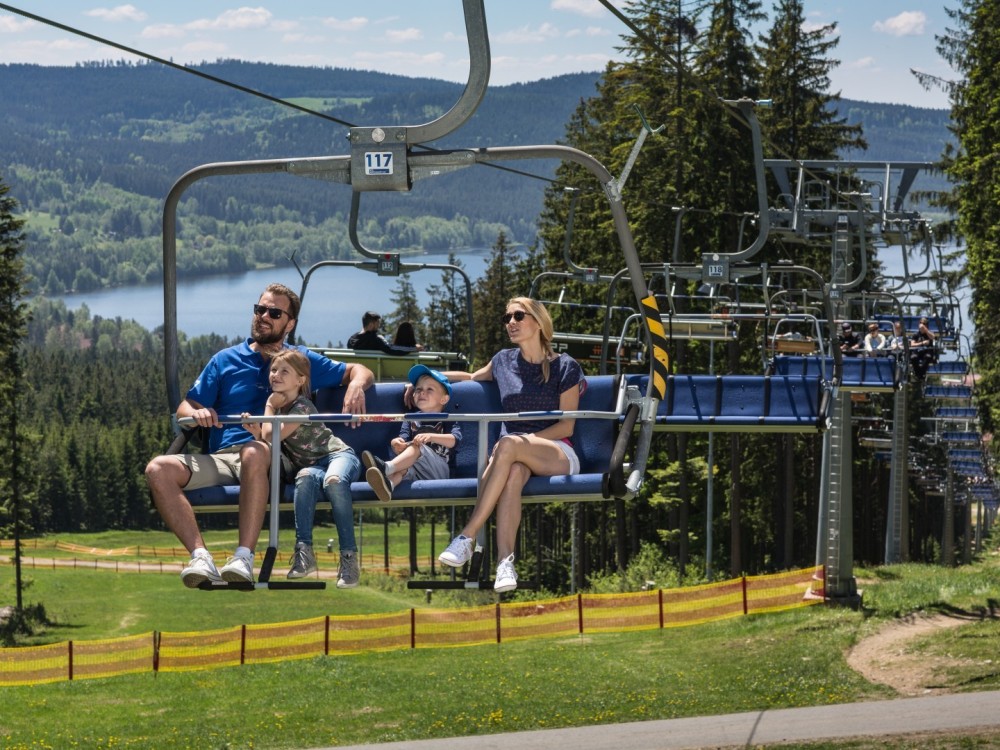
[3, 534, 1000, 748]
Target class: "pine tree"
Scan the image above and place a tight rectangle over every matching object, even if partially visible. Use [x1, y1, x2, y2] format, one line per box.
[384, 274, 422, 342]
[934, 0, 1000, 431]
[0, 173, 32, 609]
[756, 0, 865, 164]
[422, 253, 472, 357]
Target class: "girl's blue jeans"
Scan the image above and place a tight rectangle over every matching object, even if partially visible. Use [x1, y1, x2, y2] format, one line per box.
[292, 448, 361, 551]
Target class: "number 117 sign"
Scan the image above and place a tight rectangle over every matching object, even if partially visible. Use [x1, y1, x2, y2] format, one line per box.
[365, 152, 393, 175]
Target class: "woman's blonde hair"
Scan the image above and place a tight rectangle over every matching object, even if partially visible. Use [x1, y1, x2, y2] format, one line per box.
[508, 296, 555, 383]
[270, 348, 311, 397]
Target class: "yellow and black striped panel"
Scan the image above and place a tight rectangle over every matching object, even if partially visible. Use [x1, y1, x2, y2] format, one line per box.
[641, 295, 670, 400]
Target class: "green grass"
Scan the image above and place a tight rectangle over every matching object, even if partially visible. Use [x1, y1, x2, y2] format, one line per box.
[3, 536, 1000, 749]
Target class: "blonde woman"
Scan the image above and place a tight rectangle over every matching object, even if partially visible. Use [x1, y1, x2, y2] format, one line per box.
[437, 297, 584, 592]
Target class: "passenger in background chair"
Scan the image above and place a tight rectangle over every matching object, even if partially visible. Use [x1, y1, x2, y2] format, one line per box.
[392, 321, 424, 352]
[348, 311, 414, 355]
[863, 322, 887, 355]
[145, 283, 373, 589]
[838, 322, 862, 356]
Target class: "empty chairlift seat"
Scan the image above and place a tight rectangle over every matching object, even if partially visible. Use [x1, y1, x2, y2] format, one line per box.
[770, 355, 900, 392]
[627, 373, 830, 433]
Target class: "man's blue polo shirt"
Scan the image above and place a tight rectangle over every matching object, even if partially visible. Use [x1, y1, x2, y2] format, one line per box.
[186, 339, 346, 453]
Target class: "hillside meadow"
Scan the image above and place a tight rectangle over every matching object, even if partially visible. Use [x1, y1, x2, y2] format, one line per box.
[2, 532, 1000, 749]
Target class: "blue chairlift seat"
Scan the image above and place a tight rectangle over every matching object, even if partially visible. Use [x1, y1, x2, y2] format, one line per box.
[770, 354, 899, 392]
[183, 376, 624, 512]
[924, 385, 974, 400]
[627, 373, 830, 433]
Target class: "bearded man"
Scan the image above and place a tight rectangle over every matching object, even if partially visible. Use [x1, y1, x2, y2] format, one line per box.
[145, 283, 373, 587]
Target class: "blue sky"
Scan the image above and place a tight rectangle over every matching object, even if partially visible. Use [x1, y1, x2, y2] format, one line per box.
[0, 1, 954, 108]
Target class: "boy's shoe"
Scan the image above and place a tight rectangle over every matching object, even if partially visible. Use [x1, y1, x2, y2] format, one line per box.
[365, 456, 393, 502]
[494, 554, 518, 593]
[337, 550, 360, 589]
[439, 535, 473, 567]
[287, 542, 317, 579]
[180, 551, 222, 588]
[220, 554, 254, 584]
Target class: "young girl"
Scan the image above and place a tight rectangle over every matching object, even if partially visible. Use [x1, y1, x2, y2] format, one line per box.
[242, 349, 362, 588]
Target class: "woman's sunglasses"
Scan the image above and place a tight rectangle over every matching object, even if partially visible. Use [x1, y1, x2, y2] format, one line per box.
[502, 310, 533, 325]
[253, 304, 288, 320]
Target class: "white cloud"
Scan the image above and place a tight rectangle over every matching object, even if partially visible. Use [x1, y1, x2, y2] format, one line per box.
[140, 23, 184, 39]
[322, 16, 368, 32]
[85, 5, 148, 23]
[550, 0, 606, 19]
[385, 27, 423, 43]
[186, 7, 273, 32]
[0, 16, 35, 33]
[873, 11, 926, 37]
[496, 23, 561, 45]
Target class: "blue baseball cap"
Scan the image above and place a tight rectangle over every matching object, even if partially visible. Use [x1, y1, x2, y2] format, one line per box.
[408, 364, 451, 396]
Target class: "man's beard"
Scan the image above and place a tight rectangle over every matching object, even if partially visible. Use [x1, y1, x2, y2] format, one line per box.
[251, 319, 285, 346]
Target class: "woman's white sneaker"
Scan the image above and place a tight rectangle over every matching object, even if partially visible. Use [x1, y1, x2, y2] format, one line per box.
[494, 554, 518, 593]
[438, 535, 473, 567]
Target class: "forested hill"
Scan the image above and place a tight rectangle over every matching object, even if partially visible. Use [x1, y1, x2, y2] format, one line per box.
[0, 61, 951, 296]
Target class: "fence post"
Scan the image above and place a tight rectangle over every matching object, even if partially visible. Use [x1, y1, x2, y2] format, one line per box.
[325, 615, 330, 656]
[240, 624, 247, 665]
[495, 603, 501, 644]
[742, 576, 748, 615]
[577, 593, 584, 634]
[410, 609, 416, 650]
[68, 641, 73, 681]
[658, 588, 664, 629]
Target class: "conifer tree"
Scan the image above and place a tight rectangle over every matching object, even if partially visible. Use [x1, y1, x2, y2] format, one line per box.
[385, 274, 422, 342]
[422, 253, 471, 357]
[932, 0, 1000, 431]
[0, 173, 32, 609]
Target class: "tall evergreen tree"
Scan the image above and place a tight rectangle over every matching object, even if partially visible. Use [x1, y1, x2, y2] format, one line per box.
[0, 174, 32, 608]
[422, 253, 472, 357]
[385, 274, 422, 342]
[472, 232, 519, 365]
[756, 0, 865, 164]
[933, 0, 1000, 431]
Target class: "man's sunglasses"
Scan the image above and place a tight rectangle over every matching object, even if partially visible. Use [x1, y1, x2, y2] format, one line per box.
[502, 310, 533, 325]
[253, 304, 289, 320]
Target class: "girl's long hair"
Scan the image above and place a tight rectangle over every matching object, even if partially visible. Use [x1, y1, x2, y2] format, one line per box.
[271, 348, 311, 397]
[509, 296, 555, 383]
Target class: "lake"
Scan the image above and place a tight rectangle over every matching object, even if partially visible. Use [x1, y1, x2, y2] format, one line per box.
[47, 251, 491, 348]
[45, 244, 972, 348]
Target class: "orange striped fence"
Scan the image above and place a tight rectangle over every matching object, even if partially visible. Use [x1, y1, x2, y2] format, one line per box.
[0, 566, 823, 686]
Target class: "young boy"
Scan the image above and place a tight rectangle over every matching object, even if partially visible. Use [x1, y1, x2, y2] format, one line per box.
[362, 365, 461, 502]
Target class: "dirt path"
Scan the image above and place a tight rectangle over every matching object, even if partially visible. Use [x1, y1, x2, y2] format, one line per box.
[845, 612, 985, 696]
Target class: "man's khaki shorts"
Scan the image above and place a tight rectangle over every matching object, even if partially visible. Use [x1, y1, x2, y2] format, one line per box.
[173, 445, 242, 490]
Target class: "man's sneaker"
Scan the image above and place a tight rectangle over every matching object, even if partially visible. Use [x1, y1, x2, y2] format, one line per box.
[287, 542, 317, 579]
[494, 554, 518, 593]
[337, 550, 360, 589]
[220, 554, 254, 584]
[439, 535, 473, 568]
[180, 551, 222, 588]
[364, 454, 393, 502]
